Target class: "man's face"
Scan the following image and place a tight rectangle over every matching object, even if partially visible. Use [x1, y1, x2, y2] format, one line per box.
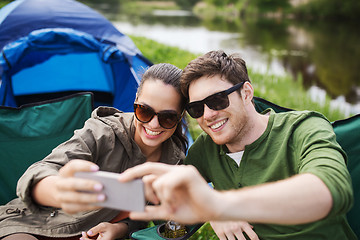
[188, 75, 248, 146]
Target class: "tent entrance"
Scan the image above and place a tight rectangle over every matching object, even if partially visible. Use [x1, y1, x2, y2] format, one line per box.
[12, 52, 114, 106]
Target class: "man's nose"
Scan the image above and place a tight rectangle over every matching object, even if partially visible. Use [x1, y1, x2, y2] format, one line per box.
[203, 105, 218, 120]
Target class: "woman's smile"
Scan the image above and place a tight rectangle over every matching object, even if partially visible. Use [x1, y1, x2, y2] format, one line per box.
[144, 126, 162, 137]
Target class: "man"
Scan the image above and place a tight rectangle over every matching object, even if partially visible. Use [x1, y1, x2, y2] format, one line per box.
[121, 50, 356, 240]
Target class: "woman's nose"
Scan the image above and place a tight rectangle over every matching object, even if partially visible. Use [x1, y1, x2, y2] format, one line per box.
[148, 115, 161, 128]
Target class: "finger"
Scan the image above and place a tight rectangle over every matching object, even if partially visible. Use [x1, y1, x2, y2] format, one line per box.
[118, 162, 174, 182]
[233, 231, 246, 240]
[81, 231, 91, 240]
[56, 177, 103, 193]
[242, 225, 259, 240]
[225, 234, 237, 240]
[210, 222, 228, 240]
[129, 205, 173, 221]
[142, 174, 160, 204]
[97, 232, 109, 240]
[152, 165, 203, 199]
[59, 160, 99, 178]
[57, 190, 105, 207]
[87, 223, 104, 237]
[151, 170, 189, 206]
[213, 232, 226, 240]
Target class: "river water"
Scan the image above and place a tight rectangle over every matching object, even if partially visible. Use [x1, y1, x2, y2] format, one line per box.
[85, 1, 360, 116]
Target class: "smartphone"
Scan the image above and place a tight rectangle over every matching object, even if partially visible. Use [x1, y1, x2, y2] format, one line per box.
[75, 171, 145, 212]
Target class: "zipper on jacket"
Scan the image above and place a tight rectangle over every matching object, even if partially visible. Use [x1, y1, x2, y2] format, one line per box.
[6, 208, 27, 216]
[50, 209, 58, 217]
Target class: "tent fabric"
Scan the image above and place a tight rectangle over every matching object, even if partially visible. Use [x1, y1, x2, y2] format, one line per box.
[0, 0, 139, 55]
[0, 0, 152, 111]
[254, 97, 360, 238]
[0, 92, 93, 204]
[0, 28, 121, 107]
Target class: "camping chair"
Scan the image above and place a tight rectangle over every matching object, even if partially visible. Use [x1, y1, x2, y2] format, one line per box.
[333, 114, 360, 237]
[254, 96, 360, 238]
[0, 92, 93, 204]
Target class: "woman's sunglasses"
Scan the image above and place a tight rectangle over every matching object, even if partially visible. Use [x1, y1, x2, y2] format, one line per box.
[186, 82, 245, 119]
[134, 103, 182, 129]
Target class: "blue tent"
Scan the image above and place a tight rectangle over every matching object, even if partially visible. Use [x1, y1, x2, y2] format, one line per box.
[0, 0, 152, 111]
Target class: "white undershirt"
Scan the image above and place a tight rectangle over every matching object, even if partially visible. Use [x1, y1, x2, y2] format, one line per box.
[226, 150, 244, 167]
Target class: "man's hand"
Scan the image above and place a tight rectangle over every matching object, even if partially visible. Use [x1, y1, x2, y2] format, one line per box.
[210, 221, 259, 240]
[119, 162, 221, 224]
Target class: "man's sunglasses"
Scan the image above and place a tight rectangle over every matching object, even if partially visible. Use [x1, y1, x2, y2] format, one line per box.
[186, 82, 245, 119]
[134, 103, 182, 129]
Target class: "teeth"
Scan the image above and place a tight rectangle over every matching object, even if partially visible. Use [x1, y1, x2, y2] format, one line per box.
[145, 128, 161, 136]
[210, 120, 226, 130]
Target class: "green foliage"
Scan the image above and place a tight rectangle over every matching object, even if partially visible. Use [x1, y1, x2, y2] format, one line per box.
[204, 0, 240, 7]
[251, 0, 291, 12]
[198, 0, 291, 17]
[188, 222, 218, 240]
[0, 0, 12, 9]
[174, 0, 201, 9]
[129, 35, 199, 69]
[195, 0, 360, 20]
[292, 0, 360, 20]
[207, 0, 225, 7]
[249, 70, 345, 121]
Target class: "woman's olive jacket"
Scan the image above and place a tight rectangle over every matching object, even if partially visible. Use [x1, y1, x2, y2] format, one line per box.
[0, 107, 185, 238]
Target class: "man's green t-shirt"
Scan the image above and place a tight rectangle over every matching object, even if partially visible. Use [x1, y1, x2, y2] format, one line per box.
[185, 109, 356, 239]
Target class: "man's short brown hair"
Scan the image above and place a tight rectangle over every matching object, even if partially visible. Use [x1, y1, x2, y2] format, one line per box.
[180, 50, 250, 99]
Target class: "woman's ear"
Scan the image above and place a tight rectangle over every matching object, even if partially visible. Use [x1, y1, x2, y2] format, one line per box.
[241, 81, 254, 104]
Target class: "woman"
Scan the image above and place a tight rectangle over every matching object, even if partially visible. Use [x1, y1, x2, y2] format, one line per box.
[0, 63, 188, 240]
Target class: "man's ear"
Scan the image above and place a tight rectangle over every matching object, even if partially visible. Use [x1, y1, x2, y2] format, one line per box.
[241, 81, 254, 104]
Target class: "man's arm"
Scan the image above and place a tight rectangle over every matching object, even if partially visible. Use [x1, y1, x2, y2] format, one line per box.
[217, 173, 332, 224]
[119, 163, 332, 225]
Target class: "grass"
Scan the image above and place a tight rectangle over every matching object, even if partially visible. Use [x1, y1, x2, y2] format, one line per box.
[121, 1, 180, 16]
[130, 35, 199, 70]
[188, 222, 218, 240]
[249, 69, 346, 121]
[0, 1, 12, 9]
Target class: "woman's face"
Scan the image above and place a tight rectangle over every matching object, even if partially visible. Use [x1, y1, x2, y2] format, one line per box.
[134, 79, 182, 150]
